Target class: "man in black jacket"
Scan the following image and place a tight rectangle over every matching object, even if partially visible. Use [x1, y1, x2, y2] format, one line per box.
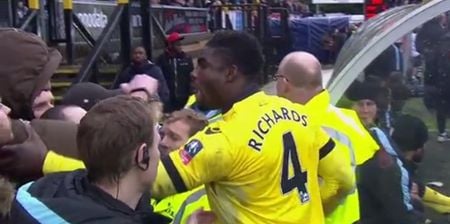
[9, 96, 169, 223]
[157, 32, 194, 112]
[114, 46, 170, 108]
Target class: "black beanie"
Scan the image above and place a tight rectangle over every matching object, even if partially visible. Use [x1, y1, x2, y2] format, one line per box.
[392, 114, 429, 152]
[346, 80, 383, 103]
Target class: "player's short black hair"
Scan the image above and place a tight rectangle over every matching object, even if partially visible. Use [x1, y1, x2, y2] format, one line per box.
[206, 30, 264, 80]
[392, 114, 428, 152]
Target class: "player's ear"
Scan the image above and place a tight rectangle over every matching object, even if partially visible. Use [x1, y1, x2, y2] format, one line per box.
[224, 65, 238, 83]
[279, 77, 290, 93]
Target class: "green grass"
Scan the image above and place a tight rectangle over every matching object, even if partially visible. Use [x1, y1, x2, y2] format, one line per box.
[401, 97, 439, 131]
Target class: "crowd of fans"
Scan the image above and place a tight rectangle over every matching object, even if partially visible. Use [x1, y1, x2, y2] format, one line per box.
[1, 6, 450, 224]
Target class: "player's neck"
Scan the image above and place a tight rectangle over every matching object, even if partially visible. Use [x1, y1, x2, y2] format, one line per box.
[221, 82, 260, 113]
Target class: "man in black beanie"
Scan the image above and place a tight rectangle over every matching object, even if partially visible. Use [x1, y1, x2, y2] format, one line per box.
[348, 81, 425, 224]
[346, 79, 391, 130]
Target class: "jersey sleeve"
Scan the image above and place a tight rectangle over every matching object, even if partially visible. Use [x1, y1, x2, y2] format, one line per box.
[314, 127, 336, 160]
[42, 150, 85, 175]
[152, 130, 234, 199]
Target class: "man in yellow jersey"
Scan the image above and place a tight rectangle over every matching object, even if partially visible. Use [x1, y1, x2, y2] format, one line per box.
[275, 52, 379, 224]
[151, 30, 354, 224]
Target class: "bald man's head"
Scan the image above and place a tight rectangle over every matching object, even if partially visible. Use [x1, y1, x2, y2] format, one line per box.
[276, 52, 323, 104]
[278, 52, 323, 89]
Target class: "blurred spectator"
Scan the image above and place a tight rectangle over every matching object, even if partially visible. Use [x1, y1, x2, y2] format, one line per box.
[0, 28, 59, 120]
[157, 32, 194, 112]
[62, 82, 119, 111]
[408, 29, 423, 87]
[334, 28, 348, 57]
[9, 96, 172, 223]
[416, 16, 446, 87]
[416, 16, 448, 141]
[186, 0, 195, 7]
[64, 76, 159, 112]
[16, 1, 29, 26]
[433, 32, 450, 142]
[322, 31, 336, 64]
[159, 108, 207, 157]
[40, 105, 87, 124]
[365, 45, 401, 82]
[0, 29, 161, 184]
[113, 46, 170, 108]
[0, 29, 80, 183]
[387, 72, 411, 120]
[171, 0, 188, 6]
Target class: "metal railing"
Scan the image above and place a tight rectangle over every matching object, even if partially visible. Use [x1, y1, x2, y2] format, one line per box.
[210, 4, 269, 42]
[0, 0, 41, 32]
[74, 1, 133, 83]
[3, 0, 290, 85]
[209, 4, 291, 84]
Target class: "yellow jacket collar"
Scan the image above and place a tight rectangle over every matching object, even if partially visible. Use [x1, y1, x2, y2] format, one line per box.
[305, 90, 330, 114]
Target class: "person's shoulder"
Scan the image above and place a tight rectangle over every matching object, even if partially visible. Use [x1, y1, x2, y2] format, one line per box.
[26, 170, 85, 197]
[362, 149, 395, 171]
[12, 171, 118, 224]
[84, 213, 171, 224]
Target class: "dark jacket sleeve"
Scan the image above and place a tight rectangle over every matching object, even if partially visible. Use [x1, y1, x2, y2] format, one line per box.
[113, 66, 133, 89]
[147, 65, 170, 106]
[9, 200, 40, 224]
[30, 119, 79, 159]
[9, 119, 78, 159]
[155, 54, 173, 95]
[359, 150, 420, 224]
[188, 57, 194, 94]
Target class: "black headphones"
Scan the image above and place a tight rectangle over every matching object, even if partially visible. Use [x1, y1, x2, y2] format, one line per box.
[136, 145, 150, 171]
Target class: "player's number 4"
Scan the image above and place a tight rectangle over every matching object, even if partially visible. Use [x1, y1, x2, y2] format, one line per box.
[281, 132, 310, 203]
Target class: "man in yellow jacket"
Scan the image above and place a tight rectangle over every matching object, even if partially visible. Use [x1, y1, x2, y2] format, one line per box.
[275, 51, 379, 224]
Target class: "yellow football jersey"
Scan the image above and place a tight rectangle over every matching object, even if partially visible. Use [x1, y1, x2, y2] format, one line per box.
[153, 91, 337, 224]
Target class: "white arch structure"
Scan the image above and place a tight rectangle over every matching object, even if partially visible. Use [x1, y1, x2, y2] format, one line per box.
[327, 0, 450, 104]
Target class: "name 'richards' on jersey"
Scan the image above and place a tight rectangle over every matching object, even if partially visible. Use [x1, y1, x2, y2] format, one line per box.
[248, 106, 308, 151]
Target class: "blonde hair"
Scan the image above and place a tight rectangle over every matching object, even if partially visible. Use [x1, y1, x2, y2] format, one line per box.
[164, 109, 208, 136]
